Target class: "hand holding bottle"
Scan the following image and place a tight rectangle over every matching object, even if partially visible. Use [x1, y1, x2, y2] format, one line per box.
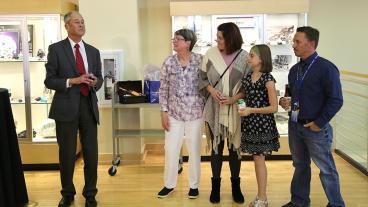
[280, 97, 291, 111]
[280, 84, 291, 111]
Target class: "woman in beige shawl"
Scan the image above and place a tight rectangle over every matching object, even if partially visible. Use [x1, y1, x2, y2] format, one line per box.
[199, 22, 250, 204]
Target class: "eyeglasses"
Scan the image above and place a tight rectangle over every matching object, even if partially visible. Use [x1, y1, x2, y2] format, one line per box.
[171, 37, 186, 42]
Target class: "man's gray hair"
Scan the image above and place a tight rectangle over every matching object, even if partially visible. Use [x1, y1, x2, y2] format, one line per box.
[64, 11, 80, 24]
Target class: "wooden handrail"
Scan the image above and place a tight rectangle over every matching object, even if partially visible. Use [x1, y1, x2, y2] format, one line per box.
[339, 71, 368, 98]
[342, 90, 368, 99]
[341, 77, 368, 86]
[340, 70, 368, 79]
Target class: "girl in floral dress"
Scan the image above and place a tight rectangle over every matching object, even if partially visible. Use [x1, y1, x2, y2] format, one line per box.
[238, 44, 280, 207]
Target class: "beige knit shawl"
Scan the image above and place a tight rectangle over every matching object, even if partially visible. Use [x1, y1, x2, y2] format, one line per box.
[199, 47, 249, 155]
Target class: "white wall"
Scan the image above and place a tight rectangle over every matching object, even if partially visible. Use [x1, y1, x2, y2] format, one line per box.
[79, 0, 172, 155]
[139, 0, 171, 67]
[79, 0, 145, 155]
[80, 0, 142, 80]
[309, 0, 368, 170]
[309, 0, 368, 73]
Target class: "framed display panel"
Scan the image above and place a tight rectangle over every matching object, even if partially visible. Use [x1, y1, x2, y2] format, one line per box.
[213, 14, 264, 47]
[264, 14, 298, 45]
[0, 31, 19, 59]
[98, 50, 124, 107]
[0, 24, 33, 57]
[171, 15, 212, 55]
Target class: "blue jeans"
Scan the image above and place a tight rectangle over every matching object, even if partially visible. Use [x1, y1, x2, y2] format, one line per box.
[288, 122, 345, 207]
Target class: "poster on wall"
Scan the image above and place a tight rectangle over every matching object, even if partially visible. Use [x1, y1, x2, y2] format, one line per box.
[267, 25, 295, 45]
[213, 15, 262, 46]
[98, 50, 124, 107]
[215, 16, 256, 28]
[272, 54, 292, 72]
[265, 14, 298, 45]
[0, 31, 19, 59]
[0, 25, 33, 59]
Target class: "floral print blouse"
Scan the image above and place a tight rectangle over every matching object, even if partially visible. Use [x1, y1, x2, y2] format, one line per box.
[159, 53, 204, 121]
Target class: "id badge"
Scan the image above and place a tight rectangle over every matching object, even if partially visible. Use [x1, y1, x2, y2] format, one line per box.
[290, 109, 299, 123]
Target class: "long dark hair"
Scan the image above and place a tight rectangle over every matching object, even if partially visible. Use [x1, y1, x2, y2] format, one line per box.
[251, 44, 273, 73]
[217, 22, 243, 54]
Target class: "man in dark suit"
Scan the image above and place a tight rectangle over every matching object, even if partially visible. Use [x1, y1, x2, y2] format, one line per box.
[44, 11, 103, 207]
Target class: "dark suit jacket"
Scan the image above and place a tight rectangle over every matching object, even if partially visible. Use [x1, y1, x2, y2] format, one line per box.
[44, 38, 103, 124]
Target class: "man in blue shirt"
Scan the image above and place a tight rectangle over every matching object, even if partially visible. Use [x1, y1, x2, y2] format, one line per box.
[280, 26, 345, 207]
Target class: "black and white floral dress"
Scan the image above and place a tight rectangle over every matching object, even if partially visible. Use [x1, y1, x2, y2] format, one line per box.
[240, 72, 280, 155]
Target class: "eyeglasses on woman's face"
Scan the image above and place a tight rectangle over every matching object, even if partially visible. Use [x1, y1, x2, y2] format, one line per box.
[171, 36, 186, 42]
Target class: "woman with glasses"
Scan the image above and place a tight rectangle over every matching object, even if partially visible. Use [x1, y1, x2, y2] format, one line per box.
[157, 29, 204, 199]
[199, 22, 250, 204]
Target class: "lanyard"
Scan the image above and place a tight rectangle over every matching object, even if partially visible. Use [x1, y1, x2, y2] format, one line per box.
[294, 55, 319, 107]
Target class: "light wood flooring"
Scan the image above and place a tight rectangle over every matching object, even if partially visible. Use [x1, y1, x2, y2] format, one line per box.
[24, 153, 368, 207]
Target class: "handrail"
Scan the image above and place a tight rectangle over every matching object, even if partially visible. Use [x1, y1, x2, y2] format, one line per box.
[339, 70, 368, 99]
[340, 70, 368, 87]
[341, 77, 368, 86]
[340, 70, 368, 79]
[342, 90, 368, 99]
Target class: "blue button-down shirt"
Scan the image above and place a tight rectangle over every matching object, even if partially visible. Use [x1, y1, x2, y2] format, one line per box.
[288, 52, 343, 128]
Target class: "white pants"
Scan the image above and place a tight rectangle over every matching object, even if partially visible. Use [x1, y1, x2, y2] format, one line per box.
[164, 116, 202, 189]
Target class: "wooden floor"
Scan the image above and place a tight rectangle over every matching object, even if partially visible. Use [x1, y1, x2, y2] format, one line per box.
[24, 153, 368, 207]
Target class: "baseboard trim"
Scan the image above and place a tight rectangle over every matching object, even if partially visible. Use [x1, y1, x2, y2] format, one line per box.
[335, 149, 368, 176]
[22, 152, 81, 171]
[22, 164, 60, 171]
[182, 155, 292, 162]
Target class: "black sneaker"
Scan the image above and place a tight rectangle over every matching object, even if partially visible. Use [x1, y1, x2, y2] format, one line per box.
[157, 187, 174, 198]
[188, 188, 199, 199]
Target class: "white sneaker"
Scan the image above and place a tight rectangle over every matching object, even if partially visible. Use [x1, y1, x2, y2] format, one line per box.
[249, 196, 268, 207]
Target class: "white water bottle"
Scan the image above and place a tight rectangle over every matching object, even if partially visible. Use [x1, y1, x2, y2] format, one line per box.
[238, 99, 246, 110]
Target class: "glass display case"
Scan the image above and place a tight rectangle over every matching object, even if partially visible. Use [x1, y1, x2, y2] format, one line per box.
[0, 14, 61, 141]
[0, 14, 63, 164]
[172, 13, 307, 155]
